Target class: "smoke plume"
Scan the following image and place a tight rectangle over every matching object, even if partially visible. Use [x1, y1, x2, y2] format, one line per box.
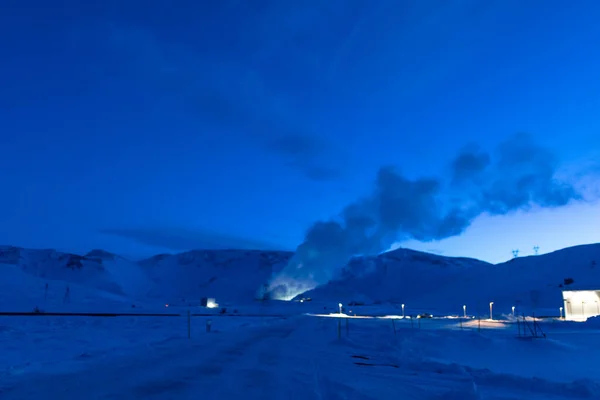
[267, 133, 585, 300]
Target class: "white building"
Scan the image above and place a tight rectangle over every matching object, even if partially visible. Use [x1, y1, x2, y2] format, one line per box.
[562, 288, 600, 321]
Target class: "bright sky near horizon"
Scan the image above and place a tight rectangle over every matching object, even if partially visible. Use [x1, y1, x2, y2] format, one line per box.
[1, 0, 599, 263]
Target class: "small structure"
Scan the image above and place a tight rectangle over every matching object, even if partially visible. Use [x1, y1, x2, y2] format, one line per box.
[200, 297, 218, 308]
[562, 288, 600, 321]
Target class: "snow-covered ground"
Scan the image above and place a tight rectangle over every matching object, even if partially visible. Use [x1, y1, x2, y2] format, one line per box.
[2, 243, 600, 398]
[1, 311, 599, 399]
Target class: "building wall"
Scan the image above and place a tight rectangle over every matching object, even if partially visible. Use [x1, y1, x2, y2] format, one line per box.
[562, 290, 600, 321]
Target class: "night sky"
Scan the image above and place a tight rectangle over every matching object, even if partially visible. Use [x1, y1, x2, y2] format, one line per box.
[1, 1, 600, 263]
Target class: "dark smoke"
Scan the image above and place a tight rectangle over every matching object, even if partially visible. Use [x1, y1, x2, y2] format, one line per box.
[268, 133, 584, 299]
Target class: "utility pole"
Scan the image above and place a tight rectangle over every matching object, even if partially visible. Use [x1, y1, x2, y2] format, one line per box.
[63, 285, 70, 304]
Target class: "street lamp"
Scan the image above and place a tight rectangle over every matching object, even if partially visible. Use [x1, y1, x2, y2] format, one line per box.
[559, 307, 563, 319]
[463, 305, 466, 318]
[401, 304, 405, 318]
[489, 302, 494, 320]
[512, 306, 515, 317]
[338, 303, 343, 314]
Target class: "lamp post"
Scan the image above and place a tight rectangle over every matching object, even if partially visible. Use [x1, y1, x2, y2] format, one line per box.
[559, 307, 563, 319]
[338, 303, 342, 314]
[463, 305, 466, 318]
[401, 304, 405, 318]
[512, 306, 515, 317]
[489, 302, 494, 320]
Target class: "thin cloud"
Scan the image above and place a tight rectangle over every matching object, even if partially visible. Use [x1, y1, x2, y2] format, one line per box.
[88, 22, 347, 181]
[267, 133, 344, 181]
[100, 227, 287, 252]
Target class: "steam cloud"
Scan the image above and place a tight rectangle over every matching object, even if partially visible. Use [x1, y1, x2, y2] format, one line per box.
[268, 133, 584, 299]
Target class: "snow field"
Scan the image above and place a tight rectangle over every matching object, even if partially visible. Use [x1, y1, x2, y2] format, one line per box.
[2, 313, 599, 399]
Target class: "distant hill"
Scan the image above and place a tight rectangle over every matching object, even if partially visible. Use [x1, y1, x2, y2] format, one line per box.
[0, 245, 152, 311]
[2, 243, 599, 315]
[297, 244, 600, 315]
[138, 249, 293, 305]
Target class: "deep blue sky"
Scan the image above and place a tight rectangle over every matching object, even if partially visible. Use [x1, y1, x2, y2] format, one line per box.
[1, 0, 599, 262]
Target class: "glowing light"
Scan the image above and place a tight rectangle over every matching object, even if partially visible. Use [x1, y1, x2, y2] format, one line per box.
[338, 303, 343, 314]
[306, 313, 372, 319]
[401, 304, 405, 318]
[265, 275, 317, 301]
[206, 299, 218, 309]
[461, 318, 507, 330]
[489, 302, 494, 320]
[512, 306, 515, 317]
[463, 305, 466, 318]
[165, 304, 169, 308]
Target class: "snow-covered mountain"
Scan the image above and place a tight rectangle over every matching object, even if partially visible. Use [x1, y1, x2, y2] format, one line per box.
[2, 243, 599, 314]
[0, 245, 293, 310]
[0, 246, 154, 311]
[139, 249, 292, 304]
[298, 244, 600, 315]
[294, 248, 491, 305]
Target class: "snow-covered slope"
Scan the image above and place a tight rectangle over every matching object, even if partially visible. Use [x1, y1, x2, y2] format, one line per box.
[296, 248, 490, 304]
[84, 249, 154, 299]
[298, 244, 600, 315]
[0, 246, 153, 310]
[0, 260, 135, 312]
[3, 243, 600, 314]
[139, 249, 293, 304]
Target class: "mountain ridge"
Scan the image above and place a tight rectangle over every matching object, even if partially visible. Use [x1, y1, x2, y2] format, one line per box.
[2, 243, 599, 313]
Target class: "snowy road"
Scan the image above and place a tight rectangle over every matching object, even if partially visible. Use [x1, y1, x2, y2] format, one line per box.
[1, 316, 598, 399]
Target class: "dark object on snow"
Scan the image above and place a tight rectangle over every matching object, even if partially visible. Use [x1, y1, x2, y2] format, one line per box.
[417, 313, 433, 319]
[354, 361, 399, 368]
[219, 308, 227, 314]
[65, 255, 84, 269]
[564, 277, 574, 286]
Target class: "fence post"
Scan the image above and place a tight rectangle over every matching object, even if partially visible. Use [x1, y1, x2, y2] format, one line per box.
[337, 319, 341, 339]
[188, 310, 192, 339]
[392, 319, 397, 335]
[345, 317, 349, 336]
[460, 318, 463, 330]
[187, 310, 191, 338]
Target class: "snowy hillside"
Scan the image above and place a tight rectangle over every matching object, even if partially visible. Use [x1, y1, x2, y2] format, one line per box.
[0, 246, 153, 311]
[295, 248, 490, 305]
[2, 243, 600, 315]
[298, 244, 600, 315]
[139, 249, 293, 305]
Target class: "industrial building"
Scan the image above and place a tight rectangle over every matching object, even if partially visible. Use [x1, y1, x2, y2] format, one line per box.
[562, 288, 600, 321]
